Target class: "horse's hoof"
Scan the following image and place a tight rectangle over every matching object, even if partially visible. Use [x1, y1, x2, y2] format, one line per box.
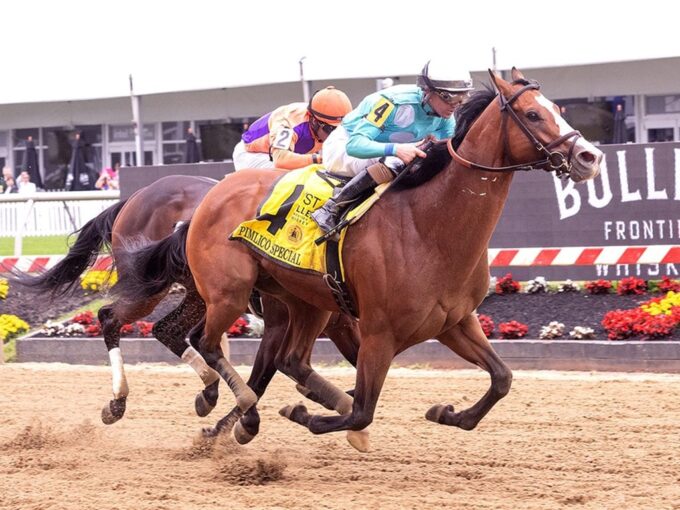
[346, 430, 370, 453]
[425, 404, 453, 424]
[279, 403, 306, 421]
[195, 392, 216, 417]
[233, 421, 256, 445]
[236, 388, 258, 413]
[101, 398, 126, 425]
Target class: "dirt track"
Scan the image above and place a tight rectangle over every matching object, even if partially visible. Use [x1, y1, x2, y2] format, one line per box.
[0, 364, 679, 510]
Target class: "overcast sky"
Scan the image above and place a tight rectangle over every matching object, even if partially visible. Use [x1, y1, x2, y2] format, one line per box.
[3, 0, 679, 103]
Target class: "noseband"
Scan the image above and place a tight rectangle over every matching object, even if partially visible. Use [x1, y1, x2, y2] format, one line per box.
[447, 80, 581, 178]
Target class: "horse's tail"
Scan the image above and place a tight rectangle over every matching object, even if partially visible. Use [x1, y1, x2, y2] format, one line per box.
[13, 199, 126, 296]
[112, 221, 191, 303]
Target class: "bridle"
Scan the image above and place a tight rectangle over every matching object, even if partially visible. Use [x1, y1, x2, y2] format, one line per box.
[447, 79, 581, 178]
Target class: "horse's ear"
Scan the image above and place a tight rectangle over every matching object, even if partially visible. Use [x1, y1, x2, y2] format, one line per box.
[488, 69, 511, 96]
[511, 67, 526, 81]
[487, 69, 501, 91]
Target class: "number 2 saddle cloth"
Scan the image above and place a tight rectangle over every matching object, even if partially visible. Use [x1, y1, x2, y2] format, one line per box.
[229, 164, 383, 303]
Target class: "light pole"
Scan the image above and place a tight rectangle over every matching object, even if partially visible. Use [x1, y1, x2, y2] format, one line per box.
[129, 74, 143, 167]
[299, 56, 310, 103]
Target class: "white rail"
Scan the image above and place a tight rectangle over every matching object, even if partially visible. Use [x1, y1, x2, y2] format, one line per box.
[0, 191, 120, 256]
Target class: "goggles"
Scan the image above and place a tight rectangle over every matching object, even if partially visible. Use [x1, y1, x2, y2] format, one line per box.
[433, 89, 470, 106]
[315, 118, 337, 136]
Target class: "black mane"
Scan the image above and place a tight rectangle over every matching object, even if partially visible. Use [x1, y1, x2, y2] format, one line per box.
[394, 84, 497, 189]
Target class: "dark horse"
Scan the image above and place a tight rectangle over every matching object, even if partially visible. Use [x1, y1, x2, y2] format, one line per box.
[113, 70, 602, 452]
[16, 174, 361, 440]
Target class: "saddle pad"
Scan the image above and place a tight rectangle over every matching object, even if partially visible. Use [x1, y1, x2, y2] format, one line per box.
[230, 165, 342, 273]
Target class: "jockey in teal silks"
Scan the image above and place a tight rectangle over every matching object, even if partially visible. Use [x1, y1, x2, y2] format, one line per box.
[312, 58, 475, 234]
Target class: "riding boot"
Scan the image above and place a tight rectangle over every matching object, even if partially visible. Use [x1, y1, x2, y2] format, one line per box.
[312, 169, 378, 233]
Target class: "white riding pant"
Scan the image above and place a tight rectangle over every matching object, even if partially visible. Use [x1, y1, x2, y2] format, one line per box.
[321, 126, 380, 177]
[232, 141, 275, 171]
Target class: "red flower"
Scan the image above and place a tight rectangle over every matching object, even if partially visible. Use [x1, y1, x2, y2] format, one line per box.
[658, 276, 680, 293]
[498, 320, 528, 339]
[617, 276, 647, 295]
[119, 323, 134, 335]
[135, 321, 154, 337]
[72, 310, 95, 325]
[496, 273, 520, 295]
[478, 314, 494, 338]
[227, 317, 249, 337]
[585, 279, 612, 295]
[85, 323, 101, 337]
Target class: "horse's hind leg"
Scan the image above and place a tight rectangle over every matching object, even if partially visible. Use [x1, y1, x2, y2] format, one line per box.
[427, 313, 512, 430]
[99, 295, 164, 424]
[187, 317, 221, 417]
[200, 299, 257, 414]
[295, 312, 360, 404]
[99, 304, 126, 424]
[275, 299, 371, 452]
[205, 294, 288, 442]
[151, 286, 219, 417]
[281, 326, 394, 453]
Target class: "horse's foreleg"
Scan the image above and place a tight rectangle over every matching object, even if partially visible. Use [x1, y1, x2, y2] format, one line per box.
[428, 313, 512, 430]
[283, 333, 393, 453]
[100, 304, 127, 424]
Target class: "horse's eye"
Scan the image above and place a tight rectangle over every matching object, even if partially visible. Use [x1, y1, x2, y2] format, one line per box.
[526, 111, 541, 122]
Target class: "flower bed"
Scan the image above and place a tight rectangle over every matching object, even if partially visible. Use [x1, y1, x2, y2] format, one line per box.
[3, 273, 680, 348]
[478, 274, 680, 341]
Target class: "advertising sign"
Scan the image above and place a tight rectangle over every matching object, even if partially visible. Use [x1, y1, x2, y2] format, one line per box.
[489, 142, 680, 280]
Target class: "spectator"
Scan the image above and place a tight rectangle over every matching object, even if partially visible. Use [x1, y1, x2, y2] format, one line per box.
[95, 161, 120, 190]
[3, 175, 18, 194]
[18, 171, 37, 194]
[0, 167, 8, 193]
[184, 127, 201, 163]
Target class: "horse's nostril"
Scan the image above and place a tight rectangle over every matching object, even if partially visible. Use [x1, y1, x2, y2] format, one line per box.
[579, 151, 596, 164]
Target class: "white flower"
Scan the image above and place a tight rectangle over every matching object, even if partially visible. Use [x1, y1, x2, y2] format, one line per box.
[569, 326, 595, 339]
[539, 321, 565, 339]
[40, 320, 66, 337]
[64, 323, 85, 336]
[487, 276, 497, 296]
[244, 314, 264, 337]
[525, 276, 548, 294]
[558, 279, 580, 292]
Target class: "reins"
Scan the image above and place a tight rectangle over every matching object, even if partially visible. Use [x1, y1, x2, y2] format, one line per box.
[447, 79, 580, 178]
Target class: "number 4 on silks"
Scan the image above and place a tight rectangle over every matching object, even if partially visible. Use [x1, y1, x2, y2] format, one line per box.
[366, 97, 395, 128]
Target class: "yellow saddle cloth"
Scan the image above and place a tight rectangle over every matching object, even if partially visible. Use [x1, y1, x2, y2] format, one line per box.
[230, 164, 382, 276]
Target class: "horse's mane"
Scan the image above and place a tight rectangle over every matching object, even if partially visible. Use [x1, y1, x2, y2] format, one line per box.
[394, 84, 497, 189]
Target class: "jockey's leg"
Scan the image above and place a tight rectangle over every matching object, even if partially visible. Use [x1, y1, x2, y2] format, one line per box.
[312, 158, 401, 233]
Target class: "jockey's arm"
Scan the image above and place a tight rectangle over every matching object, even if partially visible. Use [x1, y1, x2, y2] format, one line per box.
[270, 147, 317, 170]
[268, 112, 319, 170]
[347, 121, 424, 164]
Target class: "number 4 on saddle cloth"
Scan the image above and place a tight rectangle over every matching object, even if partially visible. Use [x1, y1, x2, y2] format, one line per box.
[229, 164, 386, 317]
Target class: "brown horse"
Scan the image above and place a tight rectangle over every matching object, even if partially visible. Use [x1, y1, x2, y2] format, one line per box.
[16, 174, 360, 437]
[114, 69, 602, 452]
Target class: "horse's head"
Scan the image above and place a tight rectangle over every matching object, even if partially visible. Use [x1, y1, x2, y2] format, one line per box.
[489, 68, 602, 183]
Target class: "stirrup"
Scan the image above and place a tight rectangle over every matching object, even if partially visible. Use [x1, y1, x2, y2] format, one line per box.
[312, 206, 339, 234]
